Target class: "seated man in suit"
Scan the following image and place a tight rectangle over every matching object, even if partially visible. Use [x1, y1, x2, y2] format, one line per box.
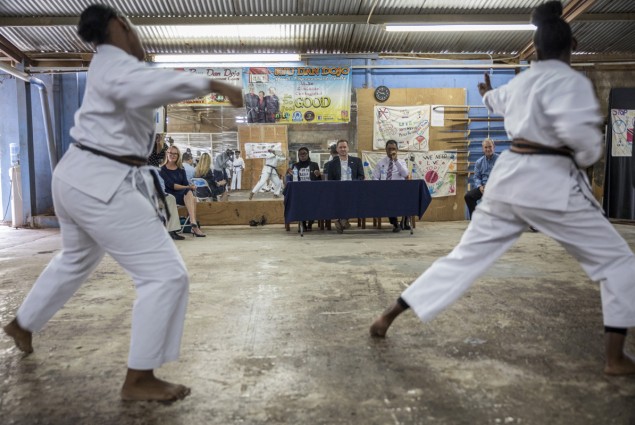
[327, 139, 365, 233]
[464, 138, 498, 219]
[371, 140, 410, 232]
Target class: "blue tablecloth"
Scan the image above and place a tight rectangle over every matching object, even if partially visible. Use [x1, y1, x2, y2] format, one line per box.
[283, 180, 432, 222]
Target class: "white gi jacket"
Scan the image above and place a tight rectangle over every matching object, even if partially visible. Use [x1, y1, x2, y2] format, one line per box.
[482, 60, 603, 211]
[60, 44, 211, 202]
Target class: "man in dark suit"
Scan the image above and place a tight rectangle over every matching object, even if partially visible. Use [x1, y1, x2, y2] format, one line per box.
[326, 139, 365, 181]
[326, 139, 365, 233]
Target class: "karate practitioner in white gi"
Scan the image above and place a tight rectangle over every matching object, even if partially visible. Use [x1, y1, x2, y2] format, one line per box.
[2, 4, 243, 401]
[370, 1, 635, 376]
[249, 149, 286, 200]
[231, 150, 245, 190]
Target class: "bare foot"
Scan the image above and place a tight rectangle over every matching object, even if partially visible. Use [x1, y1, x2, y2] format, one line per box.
[370, 316, 390, 338]
[605, 353, 635, 376]
[369, 301, 408, 338]
[3, 318, 33, 354]
[121, 369, 191, 402]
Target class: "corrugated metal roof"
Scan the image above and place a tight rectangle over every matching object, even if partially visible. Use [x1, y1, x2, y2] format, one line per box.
[0, 0, 634, 65]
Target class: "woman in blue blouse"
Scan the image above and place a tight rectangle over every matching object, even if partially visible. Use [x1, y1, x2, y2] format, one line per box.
[160, 145, 205, 237]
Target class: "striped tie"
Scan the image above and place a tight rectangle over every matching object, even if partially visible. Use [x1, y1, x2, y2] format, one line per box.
[387, 160, 393, 180]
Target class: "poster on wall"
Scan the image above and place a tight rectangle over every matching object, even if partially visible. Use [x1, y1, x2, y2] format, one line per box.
[244, 142, 283, 159]
[361, 150, 457, 197]
[173, 68, 242, 106]
[373, 105, 431, 151]
[242, 66, 351, 124]
[611, 109, 635, 157]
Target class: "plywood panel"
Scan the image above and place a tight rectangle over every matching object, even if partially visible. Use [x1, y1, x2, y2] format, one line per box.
[179, 200, 284, 225]
[357, 88, 468, 222]
[238, 124, 289, 190]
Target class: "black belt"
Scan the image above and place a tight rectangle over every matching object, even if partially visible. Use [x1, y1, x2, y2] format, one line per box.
[74, 143, 170, 222]
[510, 139, 573, 158]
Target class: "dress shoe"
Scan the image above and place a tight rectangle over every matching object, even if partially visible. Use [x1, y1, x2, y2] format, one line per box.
[170, 231, 185, 240]
[392, 225, 401, 233]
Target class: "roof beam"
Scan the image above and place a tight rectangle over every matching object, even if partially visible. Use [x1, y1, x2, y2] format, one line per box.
[1, 12, 633, 27]
[519, 0, 598, 60]
[0, 33, 28, 64]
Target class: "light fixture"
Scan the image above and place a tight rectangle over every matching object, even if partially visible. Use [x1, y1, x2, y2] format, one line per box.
[152, 54, 301, 63]
[385, 24, 536, 32]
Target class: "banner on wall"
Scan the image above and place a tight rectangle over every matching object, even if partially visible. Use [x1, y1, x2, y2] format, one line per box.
[373, 105, 431, 151]
[362, 150, 457, 197]
[241, 67, 351, 124]
[173, 68, 242, 106]
[611, 109, 635, 157]
[244, 142, 283, 159]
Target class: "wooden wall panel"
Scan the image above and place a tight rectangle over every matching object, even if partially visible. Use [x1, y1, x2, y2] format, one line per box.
[237, 124, 289, 190]
[356, 88, 467, 222]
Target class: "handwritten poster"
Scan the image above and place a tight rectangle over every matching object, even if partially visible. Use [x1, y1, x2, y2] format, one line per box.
[244, 142, 283, 159]
[611, 109, 635, 157]
[362, 150, 457, 197]
[373, 105, 430, 151]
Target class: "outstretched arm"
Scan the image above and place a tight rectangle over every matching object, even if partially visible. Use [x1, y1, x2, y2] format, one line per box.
[478, 72, 493, 97]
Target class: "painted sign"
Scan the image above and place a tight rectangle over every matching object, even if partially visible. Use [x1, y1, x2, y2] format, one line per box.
[362, 150, 457, 197]
[174, 68, 242, 106]
[611, 109, 635, 157]
[242, 67, 351, 124]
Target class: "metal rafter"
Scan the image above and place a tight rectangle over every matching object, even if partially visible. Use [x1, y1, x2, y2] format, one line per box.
[519, 0, 598, 60]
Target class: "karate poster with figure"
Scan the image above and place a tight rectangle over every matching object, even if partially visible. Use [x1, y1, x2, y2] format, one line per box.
[373, 105, 431, 151]
[362, 150, 457, 197]
[611, 109, 635, 157]
[242, 66, 352, 124]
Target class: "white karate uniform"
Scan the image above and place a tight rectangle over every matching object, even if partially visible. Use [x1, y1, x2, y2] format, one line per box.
[16, 44, 213, 370]
[251, 151, 285, 196]
[231, 156, 245, 190]
[402, 60, 635, 328]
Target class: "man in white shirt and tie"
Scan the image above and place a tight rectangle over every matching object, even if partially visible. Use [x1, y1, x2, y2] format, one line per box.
[372, 140, 409, 232]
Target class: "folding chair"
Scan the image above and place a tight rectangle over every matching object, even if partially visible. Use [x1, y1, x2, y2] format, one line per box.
[190, 177, 216, 202]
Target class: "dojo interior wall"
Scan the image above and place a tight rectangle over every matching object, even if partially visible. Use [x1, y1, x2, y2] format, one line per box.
[357, 87, 467, 222]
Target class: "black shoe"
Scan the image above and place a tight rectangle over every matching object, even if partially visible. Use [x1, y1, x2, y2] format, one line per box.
[401, 224, 411, 230]
[392, 225, 402, 233]
[170, 231, 185, 240]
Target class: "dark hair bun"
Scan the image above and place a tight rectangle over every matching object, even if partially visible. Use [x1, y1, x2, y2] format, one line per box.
[531, 1, 563, 27]
[77, 4, 118, 44]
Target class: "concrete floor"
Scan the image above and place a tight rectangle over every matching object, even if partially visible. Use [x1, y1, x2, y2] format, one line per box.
[1, 221, 635, 425]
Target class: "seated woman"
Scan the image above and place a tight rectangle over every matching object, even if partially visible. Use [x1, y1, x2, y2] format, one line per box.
[159, 145, 205, 237]
[194, 152, 225, 201]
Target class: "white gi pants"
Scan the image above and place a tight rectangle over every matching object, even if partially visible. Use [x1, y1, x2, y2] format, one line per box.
[252, 166, 282, 196]
[231, 169, 242, 190]
[165, 193, 182, 232]
[402, 184, 635, 328]
[16, 173, 189, 370]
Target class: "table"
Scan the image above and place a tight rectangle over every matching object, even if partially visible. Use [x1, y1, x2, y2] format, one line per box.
[283, 180, 432, 236]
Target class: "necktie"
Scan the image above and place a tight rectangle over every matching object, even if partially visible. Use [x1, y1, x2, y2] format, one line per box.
[387, 160, 393, 180]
